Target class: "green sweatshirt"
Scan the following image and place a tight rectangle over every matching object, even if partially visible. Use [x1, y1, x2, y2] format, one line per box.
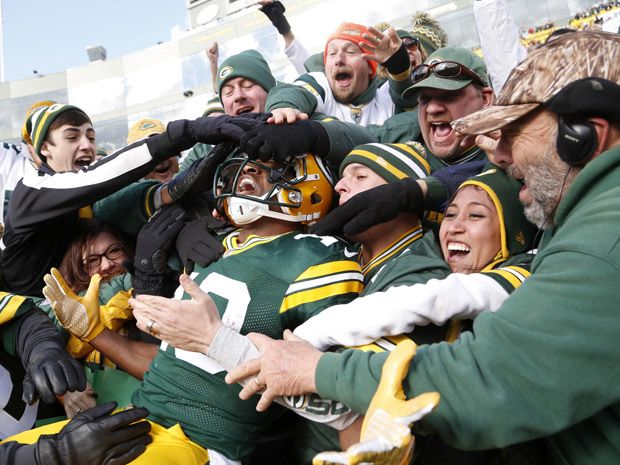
[315, 144, 620, 465]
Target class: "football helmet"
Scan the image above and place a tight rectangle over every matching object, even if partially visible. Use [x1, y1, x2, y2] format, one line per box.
[214, 152, 334, 226]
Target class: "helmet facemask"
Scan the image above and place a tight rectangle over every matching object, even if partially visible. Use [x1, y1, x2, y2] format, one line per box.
[214, 153, 334, 226]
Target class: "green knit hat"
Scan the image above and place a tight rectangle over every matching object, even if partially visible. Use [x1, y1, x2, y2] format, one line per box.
[459, 166, 537, 259]
[29, 103, 91, 158]
[217, 50, 276, 96]
[410, 12, 448, 58]
[340, 142, 430, 182]
[403, 46, 490, 99]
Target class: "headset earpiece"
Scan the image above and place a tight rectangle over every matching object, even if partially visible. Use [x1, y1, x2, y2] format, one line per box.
[556, 116, 597, 166]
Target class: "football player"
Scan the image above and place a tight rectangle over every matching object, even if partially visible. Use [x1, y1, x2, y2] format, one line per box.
[41, 150, 364, 464]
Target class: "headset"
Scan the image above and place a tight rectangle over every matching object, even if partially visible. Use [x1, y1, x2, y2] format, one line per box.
[556, 115, 597, 166]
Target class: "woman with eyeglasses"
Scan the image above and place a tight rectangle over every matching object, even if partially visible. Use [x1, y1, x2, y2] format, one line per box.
[53, 219, 140, 417]
[59, 219, 133, 293]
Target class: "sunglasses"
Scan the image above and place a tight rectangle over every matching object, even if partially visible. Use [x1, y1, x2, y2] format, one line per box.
[411, 61, 486, 87]
[402, 37, 420, 49]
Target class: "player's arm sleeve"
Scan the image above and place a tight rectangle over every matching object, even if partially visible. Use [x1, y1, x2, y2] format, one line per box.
[316, 250, 620, 449]
[278, 255, 364, 329]
[265, 73, 323, 114]
[207, 325, 359, 430]
[92, 179, 161, 235]
[294, 272, 510, 350]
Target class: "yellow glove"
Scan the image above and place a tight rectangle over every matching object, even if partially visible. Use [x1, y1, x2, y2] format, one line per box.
[313, 340, 440, 465]
[43, 268, 105, 342]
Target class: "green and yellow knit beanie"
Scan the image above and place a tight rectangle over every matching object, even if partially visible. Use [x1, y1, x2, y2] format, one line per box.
[29, 103, 91, 158]
[459, 166, 537, 259]
[217, 50, 276, 96]
[21, 100, 57, 145]
[410, 12, 448, 58]
[340, 142, 430, 182]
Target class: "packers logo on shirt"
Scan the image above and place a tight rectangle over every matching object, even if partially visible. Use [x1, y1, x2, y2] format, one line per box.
[219, 66, 233, 80]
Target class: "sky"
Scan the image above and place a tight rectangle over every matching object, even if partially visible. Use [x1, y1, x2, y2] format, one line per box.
[1, 0, 188, 82]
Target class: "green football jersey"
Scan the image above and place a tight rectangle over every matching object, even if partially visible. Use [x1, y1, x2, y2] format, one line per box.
[132, 231, 363, 460]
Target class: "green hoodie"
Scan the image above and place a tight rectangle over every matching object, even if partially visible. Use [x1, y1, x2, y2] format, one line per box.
[315, 144, 620, 465]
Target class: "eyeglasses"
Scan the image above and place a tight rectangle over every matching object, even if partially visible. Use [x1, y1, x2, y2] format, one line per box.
[83, 243, 125, 271]
[411, 61, 486, 87]
[402, 37, 420, 50]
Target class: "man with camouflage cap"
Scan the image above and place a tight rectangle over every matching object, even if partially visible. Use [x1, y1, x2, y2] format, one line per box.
[223, 30, 620, 465]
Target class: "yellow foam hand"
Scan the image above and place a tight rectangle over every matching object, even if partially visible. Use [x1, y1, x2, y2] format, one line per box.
[43, 268, 104, 342]
[313, 340, 440, 465]
[363, 339, 440, 436]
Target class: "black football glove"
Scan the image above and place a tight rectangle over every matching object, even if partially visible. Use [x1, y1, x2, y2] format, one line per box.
[131, 205, 186, 296]
[17, 310, 86, 405]
[259, 1, 291, 34]
[146, 113, 268, 162]
[23, 342, 86, 405]
[35, 402, 151, 465]
[310, 178, 424, 237]
[176, 219, 225, 273]
[165, 142, 233, 206]
[239, 120, 330, 162]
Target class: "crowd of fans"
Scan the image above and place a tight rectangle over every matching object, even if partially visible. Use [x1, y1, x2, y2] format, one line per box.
[0, 1, 618, 465]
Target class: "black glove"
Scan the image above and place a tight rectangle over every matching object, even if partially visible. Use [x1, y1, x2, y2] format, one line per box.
[146, 113, 268, 162]
[16, 310, 86, 405]
[310, 179, 424, 236]
[259, 1, 291, 34]
[23, 343, 86, 405]
[176, 219, 225, 273]
[131, 205, 186, 296]
[240, 120, 330, 162]
[166, 141, 234, 205]
[35, 402, 151, 465]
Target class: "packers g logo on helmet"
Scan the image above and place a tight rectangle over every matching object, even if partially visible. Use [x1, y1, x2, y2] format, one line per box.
[214, 153, 334, 227]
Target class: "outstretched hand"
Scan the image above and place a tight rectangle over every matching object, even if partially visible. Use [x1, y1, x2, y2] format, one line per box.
[43, 268, 104, 342]
[130, 274, 222, 353]
[360, 26, 402, 65]
[225, 330, 322, 411]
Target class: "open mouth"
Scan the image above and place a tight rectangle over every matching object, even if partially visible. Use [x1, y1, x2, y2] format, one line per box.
[447, 242, 470, 260]
[235, 106, 254, 115]
[74, 155, 93, 169]
[334, 71, 353, 88]
[430, 122, 454, 140]
[236, 177, 258, 195]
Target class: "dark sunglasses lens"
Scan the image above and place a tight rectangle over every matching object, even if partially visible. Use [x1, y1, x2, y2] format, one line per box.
[434, 61, 462, 78]
[411, 65, 429, 83]
[402, 38, 419, 48]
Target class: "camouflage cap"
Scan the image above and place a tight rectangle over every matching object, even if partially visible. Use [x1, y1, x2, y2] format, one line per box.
[402, 47, 490, 99]
[453, 31, 620, 135]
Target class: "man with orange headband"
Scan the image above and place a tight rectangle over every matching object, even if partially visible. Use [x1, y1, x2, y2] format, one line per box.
[265, 22, 416, 126]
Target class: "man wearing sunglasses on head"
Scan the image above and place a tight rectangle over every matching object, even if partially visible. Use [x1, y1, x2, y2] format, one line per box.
[403, 47, 495, 172]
